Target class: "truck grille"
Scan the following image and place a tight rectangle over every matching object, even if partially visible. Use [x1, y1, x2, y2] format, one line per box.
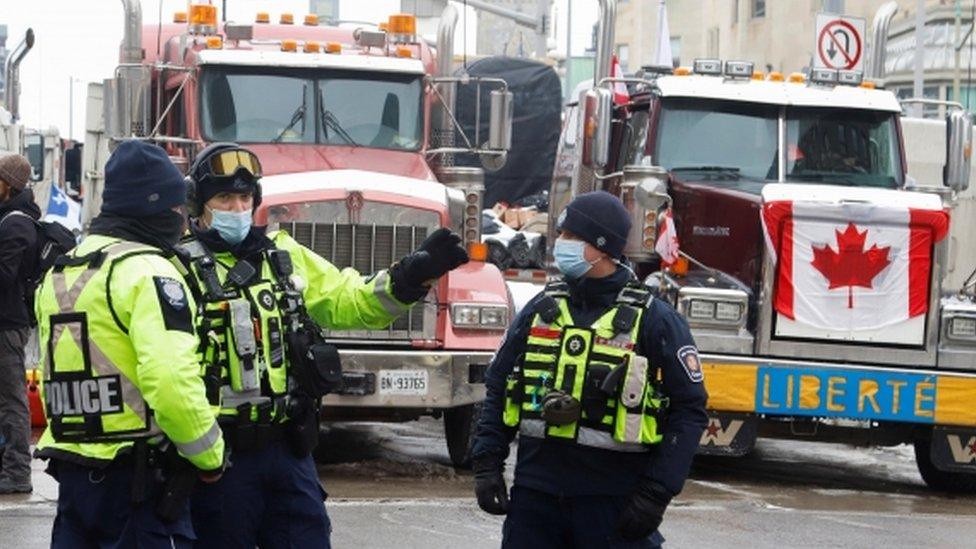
[285, 221, 436, 342]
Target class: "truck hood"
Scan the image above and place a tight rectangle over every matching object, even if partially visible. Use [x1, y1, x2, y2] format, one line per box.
[669, 173, 765, 289]
[255, 168, 449, 226]
[247, 144, 436, 182]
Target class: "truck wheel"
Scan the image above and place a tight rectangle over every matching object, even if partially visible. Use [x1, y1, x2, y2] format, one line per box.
[444, 403, 481, 469]
[913, 432, 976, 493]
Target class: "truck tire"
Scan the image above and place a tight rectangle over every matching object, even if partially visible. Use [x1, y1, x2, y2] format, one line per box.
[444, 403, 481, 469]
[913, 431, 976, 493]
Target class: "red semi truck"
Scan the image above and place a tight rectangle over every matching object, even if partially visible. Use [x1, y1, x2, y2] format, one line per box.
[553, 1, 976, 491]
[79, 1, 515, 466]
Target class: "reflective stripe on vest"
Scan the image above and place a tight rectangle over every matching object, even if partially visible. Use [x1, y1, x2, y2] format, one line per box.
[44, 242, 162, 443]
[503, 284, 665, 452]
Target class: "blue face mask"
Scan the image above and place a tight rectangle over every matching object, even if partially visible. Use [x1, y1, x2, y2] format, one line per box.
[553, 238, 596, 279]
[208, 207, 252, 245]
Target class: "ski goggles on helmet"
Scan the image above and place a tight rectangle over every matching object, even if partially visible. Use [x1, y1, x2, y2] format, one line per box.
[204, 148, 263, 180]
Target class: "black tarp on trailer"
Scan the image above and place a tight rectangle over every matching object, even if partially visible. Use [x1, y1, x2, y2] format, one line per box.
[453, 57, 562, 209]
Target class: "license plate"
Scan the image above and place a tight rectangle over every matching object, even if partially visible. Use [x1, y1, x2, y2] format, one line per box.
[378, 370, 428, 396]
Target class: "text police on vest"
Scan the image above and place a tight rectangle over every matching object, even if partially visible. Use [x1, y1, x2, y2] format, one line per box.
[46, 377, 124, 416]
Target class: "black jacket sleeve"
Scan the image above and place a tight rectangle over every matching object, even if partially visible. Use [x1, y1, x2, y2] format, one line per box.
[470, 294, 542, 463]
[0, 215, 36, 286]
[638, 298, 709, 497]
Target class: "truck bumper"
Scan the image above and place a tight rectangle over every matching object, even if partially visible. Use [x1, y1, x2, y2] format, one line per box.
[702, 354, 976, 428]
[322, 349, 492, 409]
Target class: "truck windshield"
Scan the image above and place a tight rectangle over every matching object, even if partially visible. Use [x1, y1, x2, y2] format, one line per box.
[200, 66, 423, 151]
[655, 98, 779, 181]
[786, 107, 902, 188]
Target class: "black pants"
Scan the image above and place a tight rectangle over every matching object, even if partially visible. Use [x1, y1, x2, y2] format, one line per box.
[191, 437, 331, 548]
[50, 459, 195, 548]
[502, 485, 665, 549]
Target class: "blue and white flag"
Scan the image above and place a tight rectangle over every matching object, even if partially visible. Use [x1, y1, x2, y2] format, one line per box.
[44, 184, 82, 233]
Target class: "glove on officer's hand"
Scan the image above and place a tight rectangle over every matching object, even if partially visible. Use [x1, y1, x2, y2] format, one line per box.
[615, 479, 671, 541]
[472, 456, 509, 515]
[390, 228, 469, 302]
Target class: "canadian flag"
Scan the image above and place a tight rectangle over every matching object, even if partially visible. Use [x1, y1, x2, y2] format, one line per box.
[655, 208, 680, 267]
[611, 54, 630, 105]
[761, 185, 949, 333]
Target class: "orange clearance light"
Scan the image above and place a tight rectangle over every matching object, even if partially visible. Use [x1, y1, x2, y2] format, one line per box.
[173, 11, 188, 23]
[673, 66, 692, 76]
[280, 13, 294, 25]
[304, 41, 321, 53]
[396, 46, 413, 58]
[255, 12, 270, 24]
[788, 72, 805, 83]
[206, 36, 223, 49]
[388, 14, 417, 35]
[189, 3, 218, 28]
[669, 256, 690, 276]
[751, 71, 765, 80]
[325, 41, 342, 53]
[304, 14, 318, 26]
[281, 39, 298, 52]
[468, 242, 488, 262]
[767, 71, 785, 82]
[860, 81, 877, 90]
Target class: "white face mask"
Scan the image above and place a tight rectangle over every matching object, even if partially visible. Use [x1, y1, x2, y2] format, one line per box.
[207, 206, 252, 245]
[553, 238, 600, 279]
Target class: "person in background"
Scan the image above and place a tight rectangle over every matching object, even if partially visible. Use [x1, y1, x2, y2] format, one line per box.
[0, 153, 39, 495]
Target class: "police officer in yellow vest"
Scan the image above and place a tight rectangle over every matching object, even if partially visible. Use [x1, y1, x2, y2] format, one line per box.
[178, 143, 468, 548]
[34, 140, 226, 548]
[472, 191, 708, 548]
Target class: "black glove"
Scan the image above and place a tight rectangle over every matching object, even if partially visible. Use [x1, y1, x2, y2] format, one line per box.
[615, 479, 671, 541]
[472, 456, 509, 515]
[390, 228, 469, 302]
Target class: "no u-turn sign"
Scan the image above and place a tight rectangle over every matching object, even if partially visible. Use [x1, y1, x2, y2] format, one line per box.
[814, 13, 866, 72]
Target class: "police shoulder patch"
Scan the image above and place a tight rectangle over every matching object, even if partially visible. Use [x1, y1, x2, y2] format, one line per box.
[677, 345, 703, 383]
[153, 276, 193, 333]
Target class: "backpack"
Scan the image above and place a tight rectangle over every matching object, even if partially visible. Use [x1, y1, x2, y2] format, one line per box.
[0, 211, 77, 323]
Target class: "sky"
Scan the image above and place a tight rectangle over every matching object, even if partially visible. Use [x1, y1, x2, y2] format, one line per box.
[2, 0, 598, 140]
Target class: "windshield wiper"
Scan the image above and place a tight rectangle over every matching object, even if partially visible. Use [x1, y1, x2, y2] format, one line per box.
[321, 109, 358, 146]
[671, 166, 741, 173]
[272, 102, 306, 143]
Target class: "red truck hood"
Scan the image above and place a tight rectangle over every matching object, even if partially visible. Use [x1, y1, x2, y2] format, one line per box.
[669, 174, 765, 289]
[247, 144, 436, 182]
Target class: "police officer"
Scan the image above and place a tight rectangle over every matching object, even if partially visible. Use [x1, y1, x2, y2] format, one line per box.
[472, 191, 708, 548]
[178, 143, 468, 548]
[34, 140, 225, 547]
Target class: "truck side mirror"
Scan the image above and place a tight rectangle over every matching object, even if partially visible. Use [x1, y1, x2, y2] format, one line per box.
[24, 133, 44, 182]
[945, 109, 973, 191]
[64, 145, 83, 193]
[580, 88, 613, 169]
[488, 89, 513, 152]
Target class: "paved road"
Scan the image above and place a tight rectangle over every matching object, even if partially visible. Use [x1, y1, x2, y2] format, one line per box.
[3, 421, 975, 548]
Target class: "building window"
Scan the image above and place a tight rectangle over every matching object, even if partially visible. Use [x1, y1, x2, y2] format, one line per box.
[896, 86, 940, 118]
[733, 0, 739, 24]
[752, 0, 765, 18]
[670, 37, 682, 67]
[617, 44, 630, 72]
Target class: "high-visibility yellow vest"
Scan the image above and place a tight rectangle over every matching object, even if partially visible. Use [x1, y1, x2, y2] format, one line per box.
[35, 235, 224, 470]
[173, 230, 409, 420]
[503, 281, 665, 452]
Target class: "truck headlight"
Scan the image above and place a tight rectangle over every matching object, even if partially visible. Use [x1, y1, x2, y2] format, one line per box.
[677, 288, 748, 328]
[948, 316, 976, 340]
[451, 303, 509, 329]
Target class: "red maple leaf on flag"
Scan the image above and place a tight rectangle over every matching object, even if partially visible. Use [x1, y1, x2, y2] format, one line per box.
[810, 223, 891, 309]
